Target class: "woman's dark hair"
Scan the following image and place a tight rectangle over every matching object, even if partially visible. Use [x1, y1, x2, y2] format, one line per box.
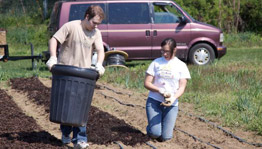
[161, 38, 177, 57]
[84, 5, 105, 20]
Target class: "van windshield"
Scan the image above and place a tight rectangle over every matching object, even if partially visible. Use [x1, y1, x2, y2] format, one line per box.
[172, 2, 196, 22]
[153, 2, 195, 23]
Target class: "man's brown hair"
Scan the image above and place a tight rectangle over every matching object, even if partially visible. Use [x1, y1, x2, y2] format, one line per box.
[84, 5, 105, 20]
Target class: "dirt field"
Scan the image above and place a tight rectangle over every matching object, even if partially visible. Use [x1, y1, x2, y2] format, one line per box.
[0, 77, 261, 148]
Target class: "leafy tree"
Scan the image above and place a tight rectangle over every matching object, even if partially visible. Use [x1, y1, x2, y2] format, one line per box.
[1, 0, 262, 33]
[174, 0, 262, 33]
[240, 0, 262, 34]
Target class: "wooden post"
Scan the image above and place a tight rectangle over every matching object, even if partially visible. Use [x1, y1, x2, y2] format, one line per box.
[0, 30, 7, 59]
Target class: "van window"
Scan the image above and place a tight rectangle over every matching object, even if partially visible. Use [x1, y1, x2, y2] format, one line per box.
[153, 3, 182, 24]
[109, 3, 150, 24]
[69, 4, 106, 24]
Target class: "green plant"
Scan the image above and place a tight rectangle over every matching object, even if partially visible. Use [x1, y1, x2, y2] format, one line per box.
[101, 62, 149, 91]
[224, 32, 262, 48]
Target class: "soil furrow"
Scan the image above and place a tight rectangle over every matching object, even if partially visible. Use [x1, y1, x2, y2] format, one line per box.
[0, 88, 65, 148]
[1, 77, 260, 148]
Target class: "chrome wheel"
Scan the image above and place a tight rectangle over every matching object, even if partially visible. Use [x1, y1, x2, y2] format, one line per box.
[189, 43, 215, 65]
[193, 47, 210, 65]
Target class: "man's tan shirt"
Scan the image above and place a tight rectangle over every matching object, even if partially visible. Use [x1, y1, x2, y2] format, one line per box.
[53, 20, 103, 68]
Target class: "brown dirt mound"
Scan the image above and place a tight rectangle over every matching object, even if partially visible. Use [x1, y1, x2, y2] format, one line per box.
[10, 77, 51, 113]
[88, 106, 150, 145]
[10, 77, 150, 146]
[0, 89, 64, 148]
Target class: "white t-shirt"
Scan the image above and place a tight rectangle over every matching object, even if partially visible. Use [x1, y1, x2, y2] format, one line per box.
[146, 57, 191, 106]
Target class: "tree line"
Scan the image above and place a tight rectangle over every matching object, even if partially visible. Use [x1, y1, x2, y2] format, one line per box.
[0, 0, 262, 34]
[175, 0, 262, 34]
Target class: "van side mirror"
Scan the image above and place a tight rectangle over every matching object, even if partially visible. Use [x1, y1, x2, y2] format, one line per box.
[178, 16, 187, 24]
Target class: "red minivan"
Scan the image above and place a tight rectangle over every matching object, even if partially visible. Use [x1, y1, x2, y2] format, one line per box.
[48, 0, 226, 65]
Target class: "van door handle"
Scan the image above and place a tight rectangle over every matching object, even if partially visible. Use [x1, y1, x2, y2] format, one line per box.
[153, 30, 157, 36]
[145, 30, 150, 36]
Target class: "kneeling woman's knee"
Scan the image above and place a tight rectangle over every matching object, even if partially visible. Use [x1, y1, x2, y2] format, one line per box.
[161, 132, 173, 141]
[147, 132, 161, 139]
[147, 127, 161, 139]
[161, 136, 172, 141]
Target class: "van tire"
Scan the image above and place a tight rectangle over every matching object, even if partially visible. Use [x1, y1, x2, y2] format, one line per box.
[189, 43, 215, 65]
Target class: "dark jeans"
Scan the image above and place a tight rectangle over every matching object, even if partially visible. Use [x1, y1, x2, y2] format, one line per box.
[60, 124, 87, 144]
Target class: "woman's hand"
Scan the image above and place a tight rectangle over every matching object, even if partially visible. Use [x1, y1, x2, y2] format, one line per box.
[161, 97, 175, 107]
[159, 88, 171, 98]
[161, 79, 188, 107]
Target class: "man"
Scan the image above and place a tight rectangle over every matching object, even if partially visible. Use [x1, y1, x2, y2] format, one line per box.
[46, 5, 105, 149]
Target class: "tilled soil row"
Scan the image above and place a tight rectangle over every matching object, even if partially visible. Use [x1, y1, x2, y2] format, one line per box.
[0, 88, 65, 148]
[7, 77, 262, 149]
[9, 77, 153, 148]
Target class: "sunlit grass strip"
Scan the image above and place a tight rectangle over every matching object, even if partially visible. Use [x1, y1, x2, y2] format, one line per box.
[0, 60, 50, 81]
[101, 62, 149, 91]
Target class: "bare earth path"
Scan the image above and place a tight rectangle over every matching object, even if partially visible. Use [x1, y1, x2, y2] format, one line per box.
[1, 77, 261, 148]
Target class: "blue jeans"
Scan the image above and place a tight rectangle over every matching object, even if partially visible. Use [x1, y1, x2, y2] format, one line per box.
[60, 124, 87, 144]
[146, 97, 178, 141]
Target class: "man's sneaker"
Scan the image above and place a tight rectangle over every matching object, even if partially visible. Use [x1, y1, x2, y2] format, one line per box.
[74, 141, 89, 149]
[61, 135, 71, 144]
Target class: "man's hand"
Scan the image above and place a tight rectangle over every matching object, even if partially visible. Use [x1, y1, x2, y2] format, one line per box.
[95, 63, 105, 76]
[161, 97, 175, 107]
[46, 56, 57, 71]
[159, 88, 171, 98]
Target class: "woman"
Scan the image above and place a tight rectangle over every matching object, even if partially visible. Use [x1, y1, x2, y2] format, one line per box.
[144, 38, 191, 142]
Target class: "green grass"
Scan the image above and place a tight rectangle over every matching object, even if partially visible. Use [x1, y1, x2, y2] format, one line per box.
[0, 60, 50, 81]
[224, 32, 262, 48]
[182, 48, 262, 135]
[101, 61, 150, 89]
[0, 14, 49, 80]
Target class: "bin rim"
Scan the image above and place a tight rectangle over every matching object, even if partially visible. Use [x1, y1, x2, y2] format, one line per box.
[51, 64, 99, 80]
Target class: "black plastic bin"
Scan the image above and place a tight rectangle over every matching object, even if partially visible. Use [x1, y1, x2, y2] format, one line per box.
[49, 64, 98, 126]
